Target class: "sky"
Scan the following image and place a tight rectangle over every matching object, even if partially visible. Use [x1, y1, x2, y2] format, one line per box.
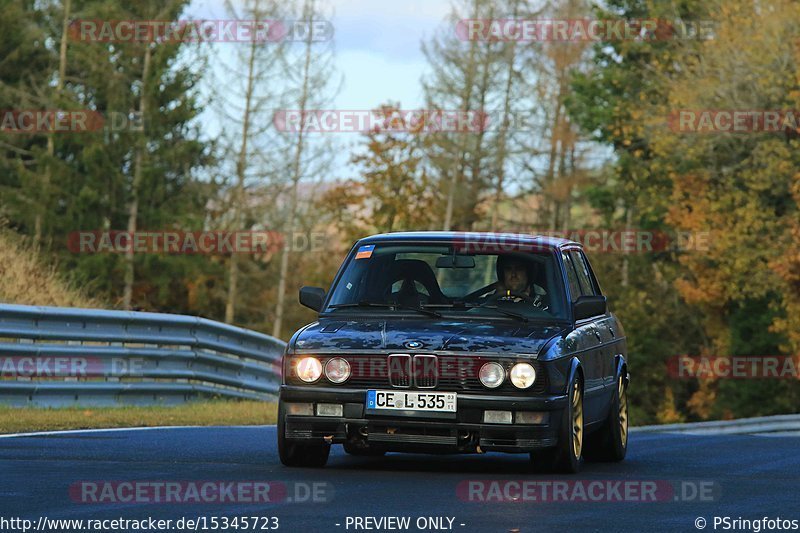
[186, 0, 454, 181]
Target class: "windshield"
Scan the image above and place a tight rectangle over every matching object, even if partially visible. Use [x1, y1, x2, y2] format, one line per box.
[325, 242, 568, 320]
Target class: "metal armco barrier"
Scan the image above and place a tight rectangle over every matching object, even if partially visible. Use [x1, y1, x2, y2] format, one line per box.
[0, 304, 285, 407]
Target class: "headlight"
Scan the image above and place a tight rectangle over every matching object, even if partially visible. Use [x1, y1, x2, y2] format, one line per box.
[479, 362, 505, 388]
[324, 357, 351, 383]
[295, 356, 322, 383]
[510, 363, 536, 389]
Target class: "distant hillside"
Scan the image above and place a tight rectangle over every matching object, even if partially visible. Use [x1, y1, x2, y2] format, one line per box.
[0, 230, 100, 308]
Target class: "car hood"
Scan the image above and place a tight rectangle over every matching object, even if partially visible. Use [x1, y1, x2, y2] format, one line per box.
[290, 318, 566, 356]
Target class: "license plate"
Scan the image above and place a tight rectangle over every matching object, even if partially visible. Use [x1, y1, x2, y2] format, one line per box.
[366, 390, 457, 413]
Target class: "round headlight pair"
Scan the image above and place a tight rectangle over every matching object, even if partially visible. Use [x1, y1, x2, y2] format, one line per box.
[295, 356, 350, 384]
[479, 362, 536, 389]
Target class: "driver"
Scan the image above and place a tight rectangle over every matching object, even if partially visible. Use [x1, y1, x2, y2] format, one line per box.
[489, 255, 548, 309]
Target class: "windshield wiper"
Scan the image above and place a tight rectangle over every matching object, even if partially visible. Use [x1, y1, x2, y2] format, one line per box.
[419, 301, 529, 322]
[422, 302, 570, 325]
[328, 301, 442, 318]
[432, 300, 528, 323]
[466, 304, 530, 323]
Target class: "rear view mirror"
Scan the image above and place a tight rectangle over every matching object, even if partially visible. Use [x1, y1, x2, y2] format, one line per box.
[299, 286, 326, 312]
[435, 255, 475, 268]
[573, 295, 607, 320]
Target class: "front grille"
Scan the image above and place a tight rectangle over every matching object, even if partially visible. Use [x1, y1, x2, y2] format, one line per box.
[289, 354, 547, 395]
[387, 354, 411, 387]
[413, 354, 438, 388]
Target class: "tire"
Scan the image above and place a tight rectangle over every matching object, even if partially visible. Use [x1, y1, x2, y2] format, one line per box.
[530, 373, 584, 474]
[343, 442, 386, 456]
[585, 372, 628, 462]
[277, 401, 330, 468]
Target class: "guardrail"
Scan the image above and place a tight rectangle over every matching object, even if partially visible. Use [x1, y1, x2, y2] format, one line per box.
[632, 414, 800, 436]
[0, 303, 286, 407]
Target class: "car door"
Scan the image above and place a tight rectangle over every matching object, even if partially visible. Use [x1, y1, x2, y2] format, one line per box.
[564, 249, 612, 424]
[575, 249, 625, 385]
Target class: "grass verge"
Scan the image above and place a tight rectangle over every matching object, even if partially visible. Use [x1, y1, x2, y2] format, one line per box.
[0, 401, 277, 434]
[0, 228, 101, 308]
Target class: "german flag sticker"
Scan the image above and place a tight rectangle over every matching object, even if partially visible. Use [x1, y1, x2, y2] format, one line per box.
[355, 245, 375, 259]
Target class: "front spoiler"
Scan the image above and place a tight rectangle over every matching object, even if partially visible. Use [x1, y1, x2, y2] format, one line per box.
[280, 385, 568, 453]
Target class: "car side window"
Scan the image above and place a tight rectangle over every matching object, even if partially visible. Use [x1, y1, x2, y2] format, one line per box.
[570, 250, 598, 296]
[578, 251, 603, 296]
[561, 252, 583, 302]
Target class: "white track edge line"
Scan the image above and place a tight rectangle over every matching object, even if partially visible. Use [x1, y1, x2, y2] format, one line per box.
[0, 424, 277, 438]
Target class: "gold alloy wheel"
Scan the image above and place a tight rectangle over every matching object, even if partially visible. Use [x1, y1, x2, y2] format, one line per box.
[618, 376, 628, 447]
[572, 380, 584, 459]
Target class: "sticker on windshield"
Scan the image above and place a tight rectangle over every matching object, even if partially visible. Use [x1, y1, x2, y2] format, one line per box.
[355, 245, 375, 259]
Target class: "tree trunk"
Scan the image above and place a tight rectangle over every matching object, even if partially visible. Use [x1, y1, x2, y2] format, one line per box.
[441, 0, 480, 231]
[489, 14, 518, 232]
[122, 44, 151, 309]
[225, 35, 259, 324]
[544, 99, 562, 231]
[561, 145, 575, 232]
[621, 207, 632, 287]
[36, 0, 71, 247]
[272, 0, 314, 338]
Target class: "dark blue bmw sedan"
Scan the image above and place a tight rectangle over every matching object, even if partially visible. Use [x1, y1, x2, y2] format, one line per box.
[278, 232, 629, 473]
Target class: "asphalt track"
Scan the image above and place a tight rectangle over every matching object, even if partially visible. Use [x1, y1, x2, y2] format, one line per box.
[0, 426, 797, 533]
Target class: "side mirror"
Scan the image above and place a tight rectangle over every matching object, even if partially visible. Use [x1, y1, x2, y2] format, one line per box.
[573, 295, 607, 321]
[299, 286, 326, 312]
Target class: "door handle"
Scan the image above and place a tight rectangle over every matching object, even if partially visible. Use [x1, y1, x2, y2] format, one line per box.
[594, 330, 602, 342]
[609, 328, 615, 338]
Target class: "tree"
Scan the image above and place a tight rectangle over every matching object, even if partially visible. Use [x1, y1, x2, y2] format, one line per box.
[319, 103, 438, 241]
[0, 0, 65, 243]
[70, 0, 212, 310]
[650, 0, 800, 418]
[569, 0, 800, 421]
[212, 0, 287, 324]
[271, 0, 340, 338]
[567, 0, 713, 422]
[422, 0, 499, 231]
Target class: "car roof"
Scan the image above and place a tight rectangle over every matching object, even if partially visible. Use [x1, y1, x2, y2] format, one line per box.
[356, 231, 581, 250]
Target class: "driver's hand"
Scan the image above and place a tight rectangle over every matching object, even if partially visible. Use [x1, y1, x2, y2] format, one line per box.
[531, 293, 548, 310]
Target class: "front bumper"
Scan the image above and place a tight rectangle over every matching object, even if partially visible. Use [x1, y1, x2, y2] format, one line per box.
[280, 385, 568, 453]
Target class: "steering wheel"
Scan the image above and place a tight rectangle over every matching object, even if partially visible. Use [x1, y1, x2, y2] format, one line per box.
[464, 283, 498, 303]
